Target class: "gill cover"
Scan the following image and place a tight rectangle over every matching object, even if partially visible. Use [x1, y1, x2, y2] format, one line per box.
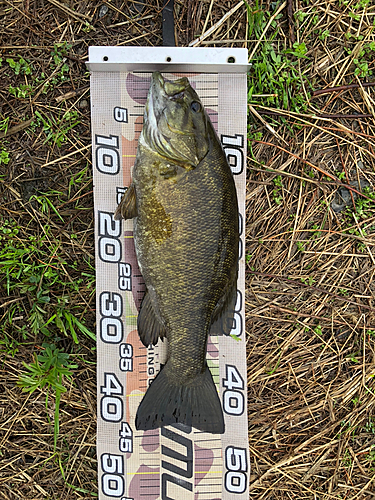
[142, 72, 209, 168]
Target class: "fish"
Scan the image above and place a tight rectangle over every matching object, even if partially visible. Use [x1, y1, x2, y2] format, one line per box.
[114, 72, 239, 434]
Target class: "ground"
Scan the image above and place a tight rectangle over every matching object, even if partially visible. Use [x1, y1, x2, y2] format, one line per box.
[0, 0, 375, 498]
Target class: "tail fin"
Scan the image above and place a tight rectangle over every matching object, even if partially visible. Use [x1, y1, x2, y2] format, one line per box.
[135, 365, 225, 434]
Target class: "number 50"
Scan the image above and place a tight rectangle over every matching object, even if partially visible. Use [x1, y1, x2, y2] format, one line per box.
[225, 447, 247, 494]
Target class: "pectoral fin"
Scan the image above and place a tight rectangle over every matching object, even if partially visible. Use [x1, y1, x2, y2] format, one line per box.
[210, 280, 237, 336]
[137, 291, 166, 347]
[114, 183, 137, 220]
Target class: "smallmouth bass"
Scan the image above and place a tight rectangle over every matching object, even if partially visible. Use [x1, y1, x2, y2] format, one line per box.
[115, 72, 239, 434]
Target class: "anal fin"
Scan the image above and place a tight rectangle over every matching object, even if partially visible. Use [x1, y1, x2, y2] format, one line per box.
[137, 291, 166, 347]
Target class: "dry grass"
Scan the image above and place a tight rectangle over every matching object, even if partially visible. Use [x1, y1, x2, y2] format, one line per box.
[0, 0, 375, 498]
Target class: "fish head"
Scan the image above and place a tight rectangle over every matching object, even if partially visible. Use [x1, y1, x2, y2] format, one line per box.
[142, 72, 209, 169]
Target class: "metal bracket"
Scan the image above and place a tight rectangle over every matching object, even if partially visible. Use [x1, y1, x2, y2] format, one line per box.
[87, 46, 250, 73]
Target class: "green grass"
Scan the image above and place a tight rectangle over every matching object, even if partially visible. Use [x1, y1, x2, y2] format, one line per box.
[33, 110, 81, 147]
[6, 56, 33, 75]
[246, 1, 312, 114]
[18, 343, 77, 449]
[0, 221, 94, 340]
[0, 217, 95, 447]
[0, 148, 10, 165]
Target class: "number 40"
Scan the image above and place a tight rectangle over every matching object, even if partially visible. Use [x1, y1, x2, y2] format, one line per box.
[222, 365, 244, 416]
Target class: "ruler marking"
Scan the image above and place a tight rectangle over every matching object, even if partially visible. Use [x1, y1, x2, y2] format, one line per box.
[93, 64, 249, 500]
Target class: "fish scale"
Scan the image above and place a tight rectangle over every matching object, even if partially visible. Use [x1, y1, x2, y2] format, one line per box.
[115, 72, 239, 434]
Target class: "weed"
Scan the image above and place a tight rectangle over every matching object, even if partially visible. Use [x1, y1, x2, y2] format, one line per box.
[366, 447, 375, 471]
[301, 276, 315, 286]
[5, 44, 73, 102]
[266, 354, 281, 375]
[273, 175, 282, 187]
[38, 42, 73, 90]
[82, 21, 94, 33]
[29, 192, 64, 221]
[0, 218, 19, 238]
[354, 0, 370, 8]
[0, 117, 9, 134]
[0, 148, 10, 165]
[0, 216, 94, 450]
[68, 165, 89, 198]
[0, 219, 94, 343]
[318, 29, 330, 41]
[296, 241, 305, 252]
[295, 10, 309, 23]
[272, 175, 283, 204]
[339, 187, 375, 251]
[314, 324, 322, 336]
[342, 449, 352, 468]
[310, 223, 321, 239]
[6, 56, 33, 75]
[365, 417, 375, 434]
[0, 332, 24, 357]
[30, 293, 51, 335]
[345, 42, 375, 77]
[44, 298, 96, 344]
[247, 2, 311, 113]
[348, 352, 359, 363]
[34, 110, 80, 147]
[285, 41, 308, 58]
[247, 130, 263, 160]
[18, 342, 77, 449]
[43, 65, 70, 93]
[353, 187, 375, 218]
[344, 227, 367, 251]
[9, 84, 33, 99]
[51, 42, 72, 66]
[272, 191, 282, 204]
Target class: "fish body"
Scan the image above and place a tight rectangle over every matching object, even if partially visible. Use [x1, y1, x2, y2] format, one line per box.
[115, 72, 239, 434]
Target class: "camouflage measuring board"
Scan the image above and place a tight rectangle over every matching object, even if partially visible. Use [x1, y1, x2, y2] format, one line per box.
[88, 47, 250, 500]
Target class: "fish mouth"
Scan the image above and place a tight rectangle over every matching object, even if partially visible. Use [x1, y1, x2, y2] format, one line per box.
[142, 72, 198, 165]
[147, 72, 191, 125]
[152, 72, 190, 98]
[156, 74, 196, 136]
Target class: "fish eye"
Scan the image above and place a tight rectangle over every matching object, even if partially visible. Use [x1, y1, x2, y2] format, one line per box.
[190, 101, 201, 112]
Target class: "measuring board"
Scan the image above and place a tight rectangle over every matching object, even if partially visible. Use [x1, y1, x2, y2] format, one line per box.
[88, 46, 250, 500]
